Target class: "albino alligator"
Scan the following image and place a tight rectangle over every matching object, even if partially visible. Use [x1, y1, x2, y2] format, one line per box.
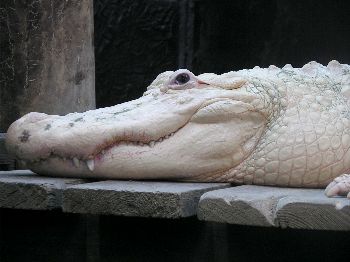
[5, 61, 350, 198]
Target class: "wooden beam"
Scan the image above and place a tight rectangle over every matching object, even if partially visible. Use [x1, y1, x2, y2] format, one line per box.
[0, 170, 84, 210]
[198, 185, 350, 231]
[63, 181, 230, 218]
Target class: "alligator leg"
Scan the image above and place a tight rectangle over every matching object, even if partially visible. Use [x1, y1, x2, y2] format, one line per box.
[325, 174, 350, 198]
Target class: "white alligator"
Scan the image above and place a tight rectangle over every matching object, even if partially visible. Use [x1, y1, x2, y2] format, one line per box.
[5, 61, 350, 198]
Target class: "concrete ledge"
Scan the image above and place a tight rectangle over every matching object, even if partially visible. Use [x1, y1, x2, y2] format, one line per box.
[198, 185, 350, 231]
[63, 181, 230, 218]
[0, 170, 84, 210]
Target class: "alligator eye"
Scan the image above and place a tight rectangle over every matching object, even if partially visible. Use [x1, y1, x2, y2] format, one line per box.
[175, 73, 190, 85]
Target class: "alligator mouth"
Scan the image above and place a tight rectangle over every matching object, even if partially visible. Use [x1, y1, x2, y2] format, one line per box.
[29, 99, 219, 170]
[24, 130, 179, 172]
[93, 131, 176, 158]
[95, 131, 178, 171]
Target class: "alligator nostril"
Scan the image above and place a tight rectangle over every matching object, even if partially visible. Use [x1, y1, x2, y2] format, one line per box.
[19, 130, 30, 143]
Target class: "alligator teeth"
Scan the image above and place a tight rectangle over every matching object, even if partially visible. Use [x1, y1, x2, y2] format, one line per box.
[86, 159, 95, 171]
[73, 157, 80, 168]
[165, 135, 169, 139]
[283, 64, 293, 70]
[158, 138, 163, 142]
[170, 132, 175, 136]
[149, 141, 155, 147]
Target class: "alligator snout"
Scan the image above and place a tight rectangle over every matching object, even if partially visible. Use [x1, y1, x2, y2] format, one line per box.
[23, 112, 51, 123]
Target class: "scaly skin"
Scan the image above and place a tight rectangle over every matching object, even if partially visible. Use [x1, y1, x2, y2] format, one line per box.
[5, 61, 350, 198]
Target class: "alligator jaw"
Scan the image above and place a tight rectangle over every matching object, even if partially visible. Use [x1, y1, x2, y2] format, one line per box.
[7, 86, 265, 180]
[25, 130, 178, 175]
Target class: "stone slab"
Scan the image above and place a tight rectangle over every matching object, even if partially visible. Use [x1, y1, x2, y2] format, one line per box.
[0, 170, 85, 210]
[198, 185, 350, 231]
[63, 181, 230, 218]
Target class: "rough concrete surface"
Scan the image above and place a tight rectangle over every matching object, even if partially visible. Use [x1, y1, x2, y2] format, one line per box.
[0, 170, 85, 210]
[198, 185, 350, 230]
[63, 181, 230, 218]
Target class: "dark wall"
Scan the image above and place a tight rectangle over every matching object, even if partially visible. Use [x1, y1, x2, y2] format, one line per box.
[193, 0, 350, 73]
[94, 0, 350, 107]
[94, 0, 182, 108]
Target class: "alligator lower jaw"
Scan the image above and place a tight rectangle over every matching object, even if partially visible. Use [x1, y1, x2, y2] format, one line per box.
[22, 131, 176, 172]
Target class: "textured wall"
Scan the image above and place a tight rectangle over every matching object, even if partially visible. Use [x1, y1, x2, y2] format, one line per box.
[193, 0, 350, 73]
[93, 0, 350, 108]
[260, 0, 350, 67]
[94, 0, 182, 108]
[0, 0, 95, 132]
[1, 0, 349, 121]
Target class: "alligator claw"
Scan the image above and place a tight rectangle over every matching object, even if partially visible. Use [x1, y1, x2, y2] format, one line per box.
[325, 174, 350, 198]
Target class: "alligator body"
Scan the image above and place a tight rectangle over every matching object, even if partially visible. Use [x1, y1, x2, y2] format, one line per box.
[6, 61, 350, 198]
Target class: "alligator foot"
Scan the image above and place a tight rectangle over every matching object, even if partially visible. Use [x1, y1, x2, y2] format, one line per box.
[325, 174, 350, 198]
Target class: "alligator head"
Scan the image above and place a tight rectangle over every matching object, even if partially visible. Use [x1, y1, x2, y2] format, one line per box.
[6, 61, 350, 191]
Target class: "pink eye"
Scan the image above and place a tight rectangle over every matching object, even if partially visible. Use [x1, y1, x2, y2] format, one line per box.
[174, 73, 190, 85]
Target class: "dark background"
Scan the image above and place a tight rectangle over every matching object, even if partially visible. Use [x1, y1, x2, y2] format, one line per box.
[94, 0, 350, 108]
[1, 209, 350, 262]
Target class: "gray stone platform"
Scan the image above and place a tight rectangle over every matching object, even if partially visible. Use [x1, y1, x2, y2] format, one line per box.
[198, 185, 350, 231]
[1, 170, 350, 230]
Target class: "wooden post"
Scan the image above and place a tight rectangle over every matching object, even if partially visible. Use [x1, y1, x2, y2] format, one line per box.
[0, 0, 95, 133]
